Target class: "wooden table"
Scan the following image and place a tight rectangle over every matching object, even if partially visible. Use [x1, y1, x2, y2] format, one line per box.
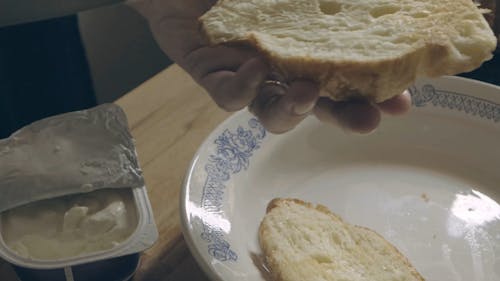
[0, 64, 231, 281]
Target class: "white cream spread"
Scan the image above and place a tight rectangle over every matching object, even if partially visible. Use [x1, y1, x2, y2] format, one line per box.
[0, 189, 138, 260]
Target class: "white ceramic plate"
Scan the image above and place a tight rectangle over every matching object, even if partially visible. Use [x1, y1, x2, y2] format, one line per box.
[181, 76, 500, 281]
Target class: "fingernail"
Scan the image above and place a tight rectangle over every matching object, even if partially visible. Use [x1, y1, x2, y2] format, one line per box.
[292, 101, 316, 115]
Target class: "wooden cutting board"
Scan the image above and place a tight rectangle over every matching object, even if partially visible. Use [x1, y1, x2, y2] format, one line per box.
[116, 64, 230, 281]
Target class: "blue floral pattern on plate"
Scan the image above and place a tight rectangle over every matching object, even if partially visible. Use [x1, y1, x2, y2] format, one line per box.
[200, 118, 266, 262]
[410, 84, 500, 122]
[199, 81, 500, 263]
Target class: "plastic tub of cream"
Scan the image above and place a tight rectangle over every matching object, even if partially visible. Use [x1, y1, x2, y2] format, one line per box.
[0, 186, 157, 281]
[0, 104, 158, 280]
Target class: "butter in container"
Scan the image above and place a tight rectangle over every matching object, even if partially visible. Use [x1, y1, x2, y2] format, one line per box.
[0, 104, 158, 281]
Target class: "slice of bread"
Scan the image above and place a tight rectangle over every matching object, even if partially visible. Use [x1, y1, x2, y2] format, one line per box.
[200, 0, 497, 102]
[258, 198, 425, 281]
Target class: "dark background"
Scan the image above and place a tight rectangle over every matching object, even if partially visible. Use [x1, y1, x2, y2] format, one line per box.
[0, 16, 97, 138]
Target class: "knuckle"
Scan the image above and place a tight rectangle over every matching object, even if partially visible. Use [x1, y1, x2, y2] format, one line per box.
[263, 122, 293, 134]
[266, 127, 290, 134]
[239, 77, 260, 90]
[214, 98, 246, 112]
[183, 58, 203, 79]
[256, 115, 296, 135]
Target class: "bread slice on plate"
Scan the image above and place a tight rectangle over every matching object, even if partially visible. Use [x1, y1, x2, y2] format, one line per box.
[258, 198, 425, 281]
[200, 0, 497, 102]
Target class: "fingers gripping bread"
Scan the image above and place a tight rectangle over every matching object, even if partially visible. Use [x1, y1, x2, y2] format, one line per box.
[201, 0, 497, 102]
[259, 199, 425, 281]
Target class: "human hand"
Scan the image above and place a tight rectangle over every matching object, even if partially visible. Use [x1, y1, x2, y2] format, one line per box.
[128, 0, 412, 134]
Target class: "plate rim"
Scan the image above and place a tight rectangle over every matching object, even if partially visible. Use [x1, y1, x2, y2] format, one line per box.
[180, 75, 500, 281]
[180, 110, 257, 281]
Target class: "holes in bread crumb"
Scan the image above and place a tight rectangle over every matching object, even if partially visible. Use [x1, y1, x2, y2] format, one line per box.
[319, 1, 342, 16]
[370, 6, 401, 18]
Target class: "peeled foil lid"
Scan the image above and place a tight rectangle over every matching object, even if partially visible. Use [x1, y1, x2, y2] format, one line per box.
[0, 104, 144, 213]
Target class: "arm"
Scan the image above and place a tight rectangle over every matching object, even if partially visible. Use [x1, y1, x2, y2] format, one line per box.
[0, 0, 123, 27]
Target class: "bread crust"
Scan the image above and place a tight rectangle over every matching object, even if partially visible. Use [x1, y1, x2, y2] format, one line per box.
[475, 0, 496, 28]
[259, 198, 426, 281]
[200, 0, 497, 102]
